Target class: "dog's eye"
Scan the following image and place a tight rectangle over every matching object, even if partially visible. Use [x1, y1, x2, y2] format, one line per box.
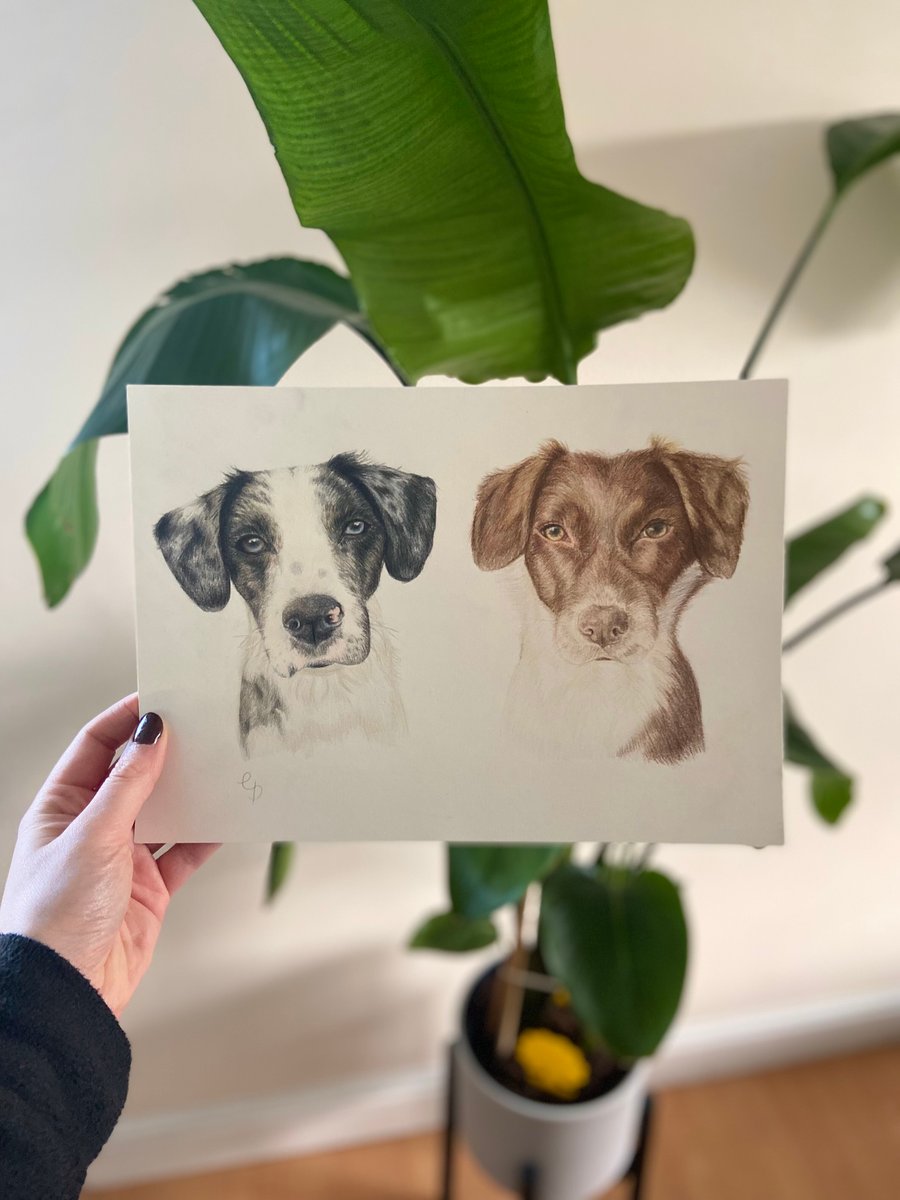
[641, 519, 669, 540]
[343, 519, 368, 537]
[237, 534, 267, 555]
[540, 523, 568, 542]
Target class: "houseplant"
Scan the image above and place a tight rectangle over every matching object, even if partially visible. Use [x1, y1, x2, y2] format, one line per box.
[405, 502, 898, 1197]
[22, 2, 899, 1194]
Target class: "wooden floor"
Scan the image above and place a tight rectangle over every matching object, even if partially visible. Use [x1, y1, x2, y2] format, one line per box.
[88, 1044, 900, 1200]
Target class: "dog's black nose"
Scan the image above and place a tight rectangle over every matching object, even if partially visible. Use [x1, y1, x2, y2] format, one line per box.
[282, 595, 344, 646]
[580, 606, 629, 649]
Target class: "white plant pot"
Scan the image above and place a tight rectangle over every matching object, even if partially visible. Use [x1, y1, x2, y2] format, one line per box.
[454, 994, 650, 1200]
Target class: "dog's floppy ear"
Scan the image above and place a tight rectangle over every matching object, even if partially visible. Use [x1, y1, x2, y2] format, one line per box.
[472, 441, 565, 571]
[330, 455, 437, 582]
[153, 484, 231, 611]
[656, 442, 749, 578]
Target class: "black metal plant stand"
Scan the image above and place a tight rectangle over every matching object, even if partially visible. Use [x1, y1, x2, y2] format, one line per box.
[441, 1043, 655, 1200]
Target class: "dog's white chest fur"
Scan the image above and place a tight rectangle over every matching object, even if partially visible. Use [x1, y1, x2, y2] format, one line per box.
[242, 600, 406, 758]
[504, 566, 677, 757]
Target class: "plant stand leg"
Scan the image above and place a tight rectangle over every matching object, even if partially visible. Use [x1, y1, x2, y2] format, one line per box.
[441, 1042, 457, 1200]
[628, 1094, 655, 1200]
[520, 1161, 539, 1199]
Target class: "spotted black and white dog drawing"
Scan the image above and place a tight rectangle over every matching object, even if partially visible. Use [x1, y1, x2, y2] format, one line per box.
[154, 455, 437, 757]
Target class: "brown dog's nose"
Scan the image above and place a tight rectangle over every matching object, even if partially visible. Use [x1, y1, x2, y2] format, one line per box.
[283, 594, 344, 646]
[579, 606, 629, 649]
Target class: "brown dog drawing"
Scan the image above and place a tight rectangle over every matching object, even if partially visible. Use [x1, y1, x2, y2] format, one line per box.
[471, 438, 749, 764]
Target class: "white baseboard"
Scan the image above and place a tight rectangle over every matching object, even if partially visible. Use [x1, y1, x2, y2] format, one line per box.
[652, 985, 900, 1088]
[88, 1063, 445, 1190]
[86, 986, 900, 1190]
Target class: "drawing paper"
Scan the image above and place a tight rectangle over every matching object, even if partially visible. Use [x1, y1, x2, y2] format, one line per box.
[129, 381, 786, 845]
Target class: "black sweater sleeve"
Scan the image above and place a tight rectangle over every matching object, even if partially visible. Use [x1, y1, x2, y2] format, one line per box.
[0, 933, 131, 1199]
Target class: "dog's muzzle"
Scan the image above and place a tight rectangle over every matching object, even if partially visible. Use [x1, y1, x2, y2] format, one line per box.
[282, 593, 344, 648]
[554, 599, 655, 666]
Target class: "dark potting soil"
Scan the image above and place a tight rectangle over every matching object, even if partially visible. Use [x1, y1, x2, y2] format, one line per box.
[464, 967, 628, 1107]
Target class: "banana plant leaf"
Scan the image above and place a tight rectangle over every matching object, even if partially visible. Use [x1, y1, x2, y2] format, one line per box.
[25, 441, 100, 612]
[193, 0, 694, 385]
[26, 258, 379, 606]
[785, 495, 887, 603]
[539, 862, 688, 1059]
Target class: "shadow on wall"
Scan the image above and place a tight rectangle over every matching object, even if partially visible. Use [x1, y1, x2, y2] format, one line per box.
[579, 116, 900, 340]
[124, 944, 445, 1114]
[0, 617, 136, 853]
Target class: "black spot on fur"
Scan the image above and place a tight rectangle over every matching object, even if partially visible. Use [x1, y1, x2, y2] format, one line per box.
[313, 465, 385, 600]
[154, 487, 232, 611]
[326, 453, 437, 582]
[221, 474, 278, 621]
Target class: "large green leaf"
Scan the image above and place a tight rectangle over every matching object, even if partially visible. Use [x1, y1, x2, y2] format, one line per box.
[449, 844, 565, 920]
[539, 863, 688, 1059]
[26, 258, 379, 606]
[25, 440, 99, 609]
[785, 699, 853, 825]
[409, 910, 498, 952]
[827, 113, 900, 195]
[785, 496, 887, 603]
[193, 0, 694, 385]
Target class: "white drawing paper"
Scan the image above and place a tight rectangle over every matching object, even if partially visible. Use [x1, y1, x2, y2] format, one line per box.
[129, 381, 786, 845]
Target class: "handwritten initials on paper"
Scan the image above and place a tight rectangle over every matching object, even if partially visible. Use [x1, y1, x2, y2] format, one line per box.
[240, 772, 263, 804]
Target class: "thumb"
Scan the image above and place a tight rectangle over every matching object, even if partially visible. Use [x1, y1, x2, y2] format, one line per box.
[83, 712, 167, 836]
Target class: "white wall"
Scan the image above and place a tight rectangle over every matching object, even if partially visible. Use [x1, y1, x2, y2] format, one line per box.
[2, 0, 899, 1178]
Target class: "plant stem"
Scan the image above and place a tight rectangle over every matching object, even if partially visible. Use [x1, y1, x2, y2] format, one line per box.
[635, 843, 656, 870]
[783, 578, 888, 652]
[495, 896, 528, 1060]
[739, 198, 837, 380]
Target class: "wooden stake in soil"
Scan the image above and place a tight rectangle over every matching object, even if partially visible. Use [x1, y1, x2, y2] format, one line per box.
[495, 896, 529, 1060]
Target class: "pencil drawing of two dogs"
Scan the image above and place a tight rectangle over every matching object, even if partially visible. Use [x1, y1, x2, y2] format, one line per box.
[154, 439, 748, 764]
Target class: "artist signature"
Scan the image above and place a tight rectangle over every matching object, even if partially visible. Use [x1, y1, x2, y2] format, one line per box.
[240, 771, 263, 804]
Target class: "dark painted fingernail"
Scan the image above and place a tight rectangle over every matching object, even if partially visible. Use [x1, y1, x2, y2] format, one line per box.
[133, 712, 163, 745]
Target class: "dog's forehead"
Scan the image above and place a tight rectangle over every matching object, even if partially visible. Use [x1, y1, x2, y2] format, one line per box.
[224, 467, 309, 517]
[224, 465, 371, 526]
[540, 450, 680, 512]
[263, 465, 319, 506]
[225, 469, 333, 550]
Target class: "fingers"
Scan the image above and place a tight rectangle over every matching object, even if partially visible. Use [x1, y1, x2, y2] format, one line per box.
[81, 712, 168, 837]
[155, 843, 221, 896]
[41, 694, 141, 797]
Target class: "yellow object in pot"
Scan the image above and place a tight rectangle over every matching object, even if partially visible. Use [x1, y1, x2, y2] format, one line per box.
[514, 1028, 591, 1100]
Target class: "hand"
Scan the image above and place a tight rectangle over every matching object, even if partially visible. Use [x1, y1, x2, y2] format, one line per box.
[0, 695, 219, 1017]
